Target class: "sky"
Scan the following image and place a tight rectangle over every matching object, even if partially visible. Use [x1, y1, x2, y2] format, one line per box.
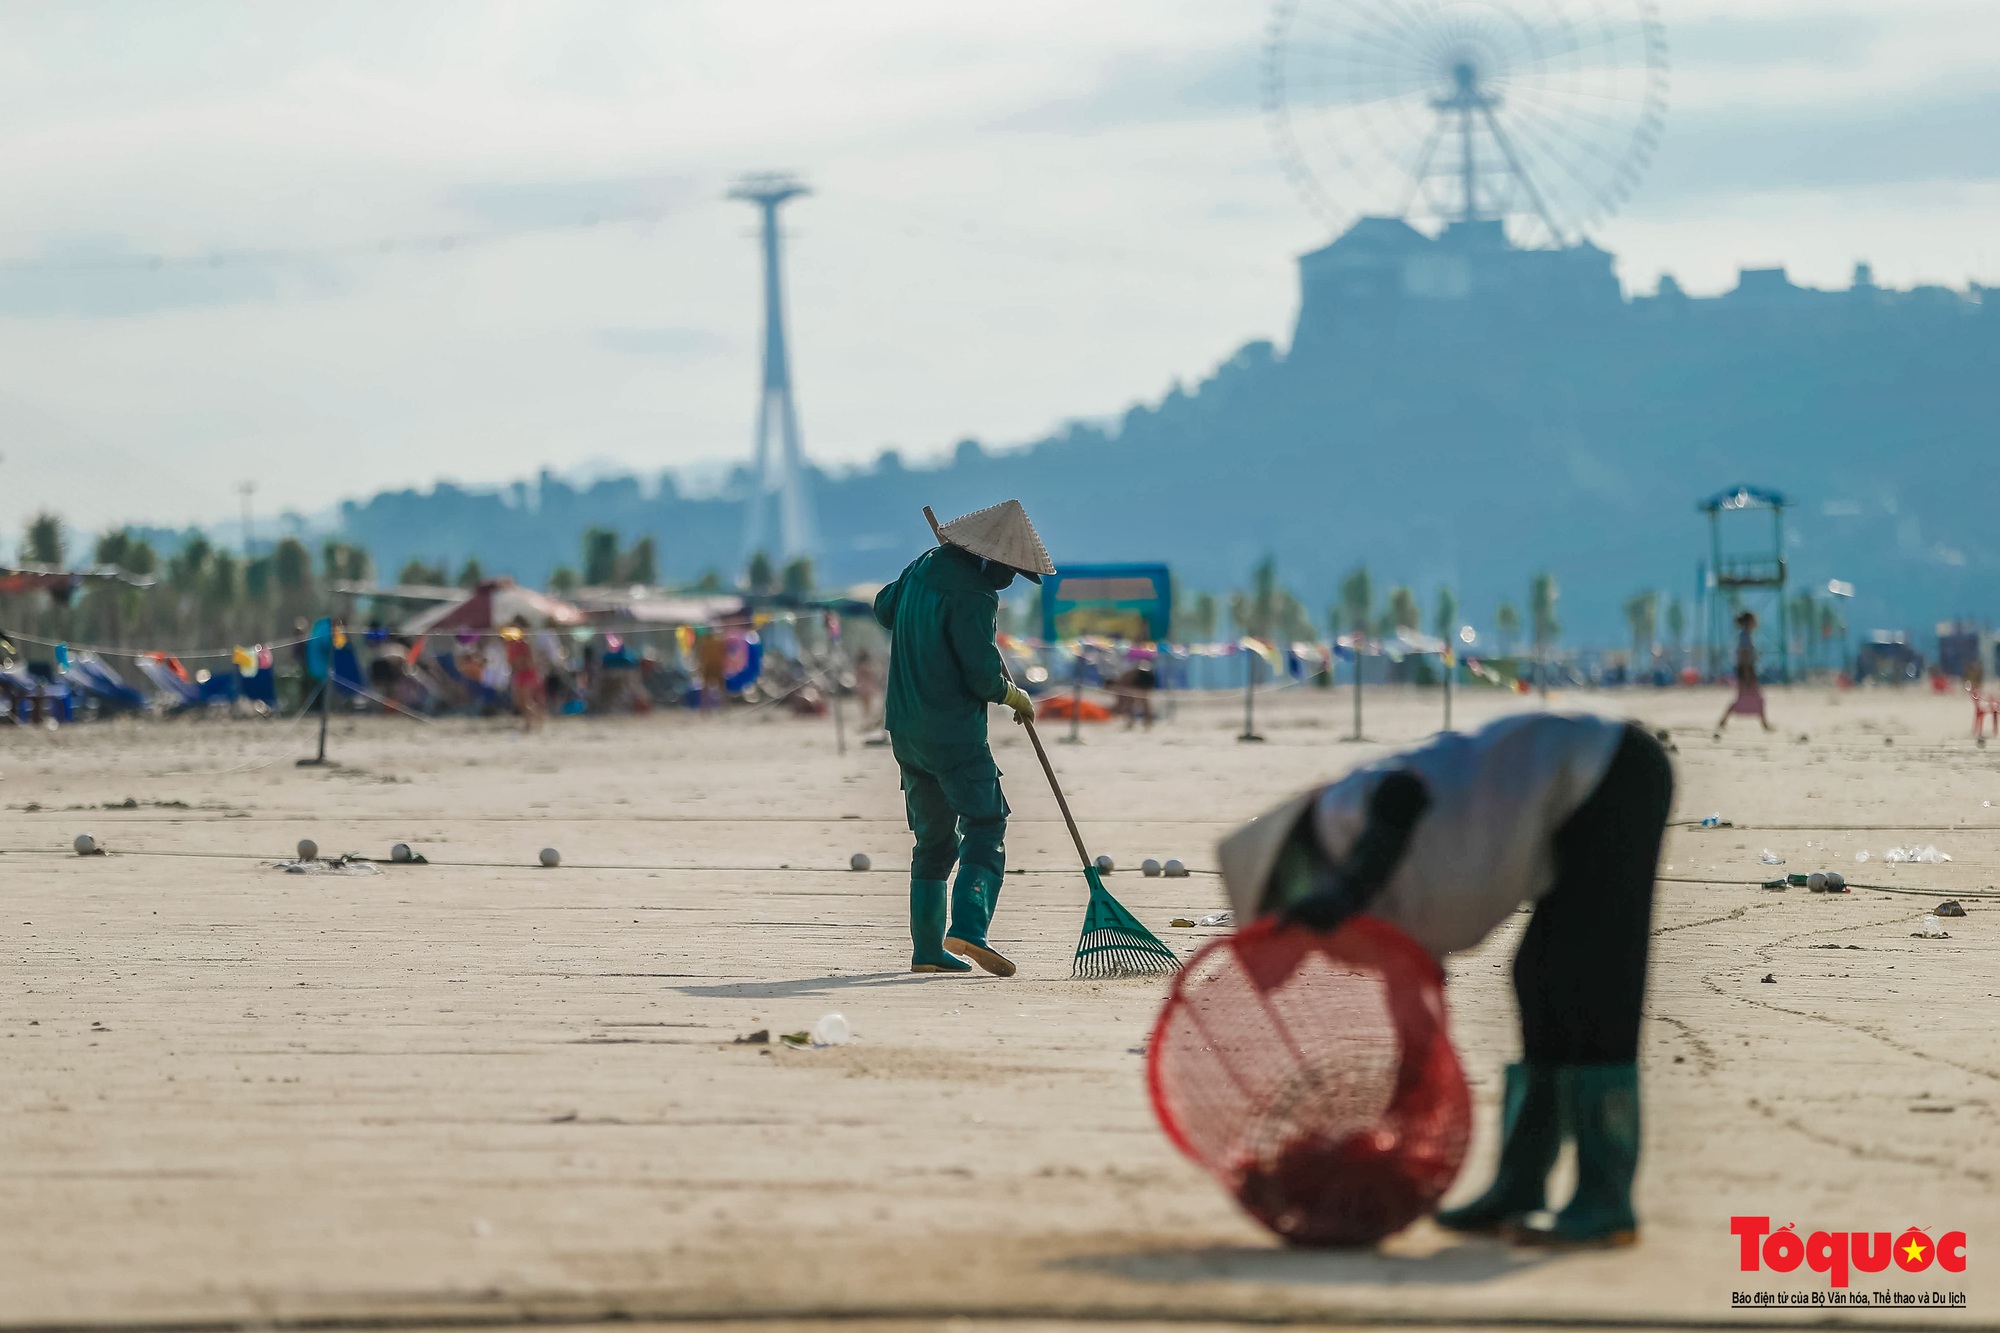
[1, 0, 1997, 550]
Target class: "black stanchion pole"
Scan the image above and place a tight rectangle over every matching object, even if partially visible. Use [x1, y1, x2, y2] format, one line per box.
[1239, 644, 1264, 742]
[297, 676, 330, 767]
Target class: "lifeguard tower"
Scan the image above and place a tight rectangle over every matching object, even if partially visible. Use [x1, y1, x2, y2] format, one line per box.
[1699, 485, 1789, 683]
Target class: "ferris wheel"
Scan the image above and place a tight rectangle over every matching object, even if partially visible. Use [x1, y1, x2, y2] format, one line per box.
[1264, 0, 1670, 249]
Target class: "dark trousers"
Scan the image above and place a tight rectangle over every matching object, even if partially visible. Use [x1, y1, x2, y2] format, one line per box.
[900, 751, 1009, 883]
[1513, 724, 1674, 1065]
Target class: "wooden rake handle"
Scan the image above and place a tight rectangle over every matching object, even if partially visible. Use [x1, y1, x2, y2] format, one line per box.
[924, 505, 1094, 871]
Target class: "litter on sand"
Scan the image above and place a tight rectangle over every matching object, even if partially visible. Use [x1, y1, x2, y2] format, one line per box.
[273, 855, 381, 876]
[1914, 915, 1952, 939]
[1196, 912, 1234, 927]
[733, 1029, 771, 1045]
[1885, 845, 1952, 864]
[1935, 900, 1968, 918]
[1760, 850, 1785, 865]
[1761, 878, 1787, 891]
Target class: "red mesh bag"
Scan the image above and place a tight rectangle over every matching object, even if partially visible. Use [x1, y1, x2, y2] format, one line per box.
[1146, 913, 1471, 1247]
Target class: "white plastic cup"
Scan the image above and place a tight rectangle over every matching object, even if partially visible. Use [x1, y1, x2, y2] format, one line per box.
[812, 1012, 851, 1046]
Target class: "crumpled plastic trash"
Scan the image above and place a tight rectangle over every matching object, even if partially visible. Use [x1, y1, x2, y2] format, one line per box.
[1196, 911, 1234, 927]
[1760, 850, 1784, 865]
[1914, 914, 1951, 939]
[1885, 845, 1952, 865]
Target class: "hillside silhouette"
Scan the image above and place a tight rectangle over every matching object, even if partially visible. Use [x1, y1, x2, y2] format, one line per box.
[339, 220, 1998, 641]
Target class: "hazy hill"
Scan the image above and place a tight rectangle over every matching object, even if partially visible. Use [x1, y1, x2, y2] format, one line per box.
[337, 221, 1999, 644]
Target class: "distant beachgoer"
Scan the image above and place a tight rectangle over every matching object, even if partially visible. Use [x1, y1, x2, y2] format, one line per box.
[852, 649, 883, 729]
[1714, 610, 1772, 735]
[1112, 656, 1158, 730]
[695, 627, 729, 712]
[504, 617, 545, 731]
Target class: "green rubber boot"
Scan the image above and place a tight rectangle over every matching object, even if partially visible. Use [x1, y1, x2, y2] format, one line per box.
[1436, 1062, 1562, 1234]
[910, 879, 971, 974]
[944, 868, 1016, 977]
[1508, 1064, 1640, 1248]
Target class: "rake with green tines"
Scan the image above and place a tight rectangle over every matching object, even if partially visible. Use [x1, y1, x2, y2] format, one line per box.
[1018, 680, 1181, 978]
[922, 504, 1180, 979]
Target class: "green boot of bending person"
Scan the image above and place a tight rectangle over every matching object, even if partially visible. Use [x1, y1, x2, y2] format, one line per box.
[944, 867, 1016, 977]
[1505, 1064, 1641, 1248]
[1436, 1062, 1562, 1234]
[909, 879, 971, 973]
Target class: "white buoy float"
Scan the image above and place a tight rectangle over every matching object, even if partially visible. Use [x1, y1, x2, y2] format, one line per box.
[1094, 854, 1115, 874]
[73, 833, 98, 856]
[391, 843, 414, 863]
[1141, 858, 1163, 877]
[539, 847, 561, 868]
[296, 838, 319, 862]
[849, 852, 871, 872]
[1163, 858, 1188, 878]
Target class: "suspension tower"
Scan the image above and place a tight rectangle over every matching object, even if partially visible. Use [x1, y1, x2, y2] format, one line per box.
[730, 172, 817, 564]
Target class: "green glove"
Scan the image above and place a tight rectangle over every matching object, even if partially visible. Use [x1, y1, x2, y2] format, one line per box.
[1002, 684, 1035, 726]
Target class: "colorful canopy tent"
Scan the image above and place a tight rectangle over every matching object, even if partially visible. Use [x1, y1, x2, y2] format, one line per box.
[400, 579, 586, 635]
[1039, 564, 1173, 643]
[0, 565, 152, 601]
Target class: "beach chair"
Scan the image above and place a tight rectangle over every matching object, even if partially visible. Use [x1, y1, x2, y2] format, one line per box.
[2, 662, 73, 724]
[133, 656, 206, 713]
[62, 652, 146, 714]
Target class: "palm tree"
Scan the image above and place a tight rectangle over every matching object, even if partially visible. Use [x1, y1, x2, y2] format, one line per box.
[1340, 565, 1373, 740]
[1432, 586, 1457, 646]
[1231, 557, 1281, 741]
[1388, 586, 1420, 634]
[1495, 601, 1521, 659]
[22, 511, 64, 566]
[1530, 573, 1560, 698]
[1623, 590, 1658, 682]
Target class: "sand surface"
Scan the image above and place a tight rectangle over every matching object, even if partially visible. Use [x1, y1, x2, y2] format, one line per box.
[3, 685, 1997, 1330]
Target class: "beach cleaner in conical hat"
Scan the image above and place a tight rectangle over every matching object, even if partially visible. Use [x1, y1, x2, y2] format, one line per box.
[873, 500, 1055, 976]
[1217, 713, 1673, 1247]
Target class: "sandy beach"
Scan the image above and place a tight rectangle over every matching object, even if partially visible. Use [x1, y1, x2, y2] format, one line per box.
[3, 684, 1996, 1330]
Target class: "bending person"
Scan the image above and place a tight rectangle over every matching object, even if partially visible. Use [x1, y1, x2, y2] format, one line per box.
[873, 501, 1055, 977]
[1219, 711, 1673, 1247]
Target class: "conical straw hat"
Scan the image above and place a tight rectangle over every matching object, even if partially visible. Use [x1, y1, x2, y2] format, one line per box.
[936, 499, 1056, 576]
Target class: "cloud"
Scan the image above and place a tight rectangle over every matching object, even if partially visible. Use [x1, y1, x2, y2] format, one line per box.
[1644, 88, 2000, 203]
[986, 44, 1263, 133]
[0, 238, 287, 318]
[595, 327, 729, 358]
[449, 174, 691, 230]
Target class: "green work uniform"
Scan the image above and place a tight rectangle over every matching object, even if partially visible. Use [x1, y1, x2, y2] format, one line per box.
[873, 544, 1012, 890]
